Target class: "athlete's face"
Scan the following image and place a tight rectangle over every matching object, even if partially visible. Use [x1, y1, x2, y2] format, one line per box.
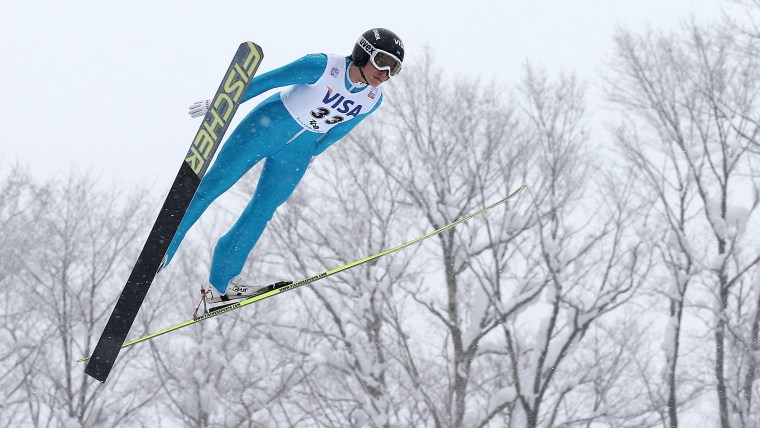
[362, 62, 390, 87]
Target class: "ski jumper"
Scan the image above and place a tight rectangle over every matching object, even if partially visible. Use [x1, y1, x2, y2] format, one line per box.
[164, 53, 383, 293]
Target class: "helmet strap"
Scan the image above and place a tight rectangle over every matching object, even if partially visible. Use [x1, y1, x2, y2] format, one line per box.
[357, 63, 370, 85]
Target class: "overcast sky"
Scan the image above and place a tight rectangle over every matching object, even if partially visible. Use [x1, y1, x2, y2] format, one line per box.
[1, 0, 736, 191]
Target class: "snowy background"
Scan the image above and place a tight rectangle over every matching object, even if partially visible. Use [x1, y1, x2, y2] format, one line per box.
[2, 0, 760, 427]
[2, 0, 730, 189]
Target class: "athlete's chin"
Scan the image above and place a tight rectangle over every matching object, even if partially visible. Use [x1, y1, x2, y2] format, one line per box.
[369, 76, 387, 87]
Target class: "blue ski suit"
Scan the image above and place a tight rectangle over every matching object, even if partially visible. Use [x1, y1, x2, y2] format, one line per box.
[164, 53, 383, 293]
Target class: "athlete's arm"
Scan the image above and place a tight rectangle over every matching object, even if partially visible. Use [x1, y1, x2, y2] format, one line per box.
[241, 54, 327, 103]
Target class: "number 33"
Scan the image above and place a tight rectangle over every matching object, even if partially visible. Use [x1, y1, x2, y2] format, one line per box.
[310, 107, 344, 125]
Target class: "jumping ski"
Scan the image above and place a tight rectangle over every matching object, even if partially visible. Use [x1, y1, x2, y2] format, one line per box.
[84, 42, 264, 383]
[78, 184, 526, 363]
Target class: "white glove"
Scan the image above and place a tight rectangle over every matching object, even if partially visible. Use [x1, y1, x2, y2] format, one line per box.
[188, 99, 212, 118]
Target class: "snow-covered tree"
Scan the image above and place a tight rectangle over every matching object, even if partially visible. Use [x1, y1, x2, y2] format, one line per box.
[1, 172, 156, 426]
[609, 19, 760, 427]
[0, 167, 45, 427]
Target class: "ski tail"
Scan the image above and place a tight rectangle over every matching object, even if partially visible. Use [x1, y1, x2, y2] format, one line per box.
[83, 42, 264, 383]
[77, 184, 526, 363]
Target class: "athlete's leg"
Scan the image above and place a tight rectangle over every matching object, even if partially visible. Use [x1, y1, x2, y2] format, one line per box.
[208, 139, 315, 292]
[164, 101, 296, 266]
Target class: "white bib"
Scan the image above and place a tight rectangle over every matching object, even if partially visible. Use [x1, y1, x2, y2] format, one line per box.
[280, 54, 381, 134]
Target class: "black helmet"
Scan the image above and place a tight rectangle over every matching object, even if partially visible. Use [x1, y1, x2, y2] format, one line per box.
[350, 28, 404, 76]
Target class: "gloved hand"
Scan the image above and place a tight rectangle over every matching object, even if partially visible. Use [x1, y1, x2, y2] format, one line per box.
[188, 99, 212, 118]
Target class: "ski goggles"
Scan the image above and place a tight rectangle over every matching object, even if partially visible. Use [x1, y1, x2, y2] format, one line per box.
[358, 37, 403, 76]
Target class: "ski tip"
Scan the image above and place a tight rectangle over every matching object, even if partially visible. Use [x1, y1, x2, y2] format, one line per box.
[494, 184, 527, 205]
[244, 41, 264, 54]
